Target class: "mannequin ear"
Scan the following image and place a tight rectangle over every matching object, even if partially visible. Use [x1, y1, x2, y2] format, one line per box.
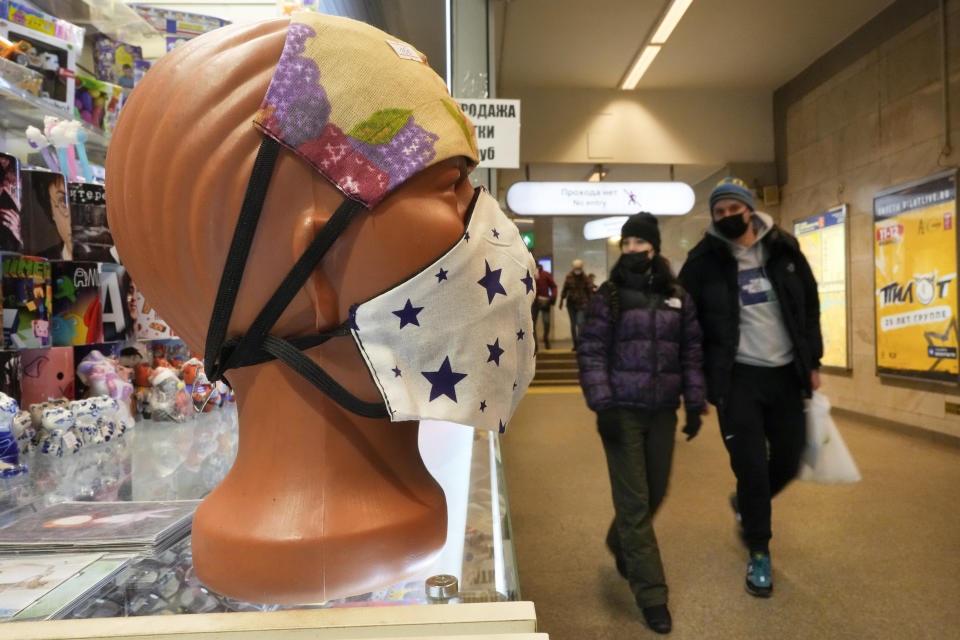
[292, 212, 340, 331]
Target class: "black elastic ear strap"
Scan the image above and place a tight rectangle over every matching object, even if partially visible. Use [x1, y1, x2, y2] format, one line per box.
[205, 137, 280, 381]
[262, 335, 389, 418]
[224, 197, 365, 370]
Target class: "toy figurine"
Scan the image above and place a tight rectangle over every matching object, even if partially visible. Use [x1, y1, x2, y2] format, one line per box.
[146, 367, 186, 422]
[0, 392, 26, 477]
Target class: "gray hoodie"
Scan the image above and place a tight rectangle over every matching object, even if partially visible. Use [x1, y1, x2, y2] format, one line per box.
[707, 211, 794, 368]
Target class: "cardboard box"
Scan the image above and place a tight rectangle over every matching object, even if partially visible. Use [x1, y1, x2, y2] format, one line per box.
[51, 261, 103, 346]
[0, 152, 23, 252]
[69, 182, 116, 262]
[20, 169, 70, 259]
[2, 253, 52, 349]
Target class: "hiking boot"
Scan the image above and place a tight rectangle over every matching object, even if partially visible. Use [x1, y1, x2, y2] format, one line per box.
[729, 492, 747, 547]
[745, 552, 773, 597]
[642, 604, 672, 634]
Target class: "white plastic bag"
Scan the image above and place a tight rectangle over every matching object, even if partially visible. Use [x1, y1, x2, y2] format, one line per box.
[799, 391, 861, 484]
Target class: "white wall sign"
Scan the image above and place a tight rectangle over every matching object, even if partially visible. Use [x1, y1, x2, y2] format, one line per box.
[457, 99, 520, 168]
[506, 182, 695, 215]
[583, 216, 629, 240]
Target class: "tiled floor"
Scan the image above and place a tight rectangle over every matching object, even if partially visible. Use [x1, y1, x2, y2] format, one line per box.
[503, 390, 960, 639]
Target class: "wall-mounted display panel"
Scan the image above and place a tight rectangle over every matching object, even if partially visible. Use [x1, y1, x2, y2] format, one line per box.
[794, 205, 849, 369]
[873, 170, 959, 383]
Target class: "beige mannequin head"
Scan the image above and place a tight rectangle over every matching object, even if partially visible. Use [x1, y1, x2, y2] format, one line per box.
[107, 16, 478, 603]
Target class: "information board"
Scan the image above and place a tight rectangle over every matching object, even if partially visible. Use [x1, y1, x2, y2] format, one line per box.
[794, 205, 849, 369]
[873, 170, 959, 382]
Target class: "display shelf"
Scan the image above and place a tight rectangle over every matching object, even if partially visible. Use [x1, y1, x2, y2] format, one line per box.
[27, 0, 161, 45]
[0, 72, 110, 154]
[0, 409, 521, 624]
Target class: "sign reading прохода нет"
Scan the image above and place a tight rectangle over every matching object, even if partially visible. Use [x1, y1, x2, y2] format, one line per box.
[457, 99, 520, 169]
[506, 182, 695, 215]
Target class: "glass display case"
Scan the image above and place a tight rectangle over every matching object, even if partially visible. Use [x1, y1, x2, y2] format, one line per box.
[0, 407, 521, 623]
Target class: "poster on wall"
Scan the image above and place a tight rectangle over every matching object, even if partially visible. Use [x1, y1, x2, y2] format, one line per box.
[873, 170, 959, 383]
[795, 206, 849, 369]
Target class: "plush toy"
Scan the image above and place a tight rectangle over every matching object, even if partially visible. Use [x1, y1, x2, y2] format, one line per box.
[146, 367, 187, 422]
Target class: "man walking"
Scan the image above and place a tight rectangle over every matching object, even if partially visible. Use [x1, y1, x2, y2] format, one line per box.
[560, 258, 592, 349]
[532, 262, 558, 350]
[678, 177, 823, 598]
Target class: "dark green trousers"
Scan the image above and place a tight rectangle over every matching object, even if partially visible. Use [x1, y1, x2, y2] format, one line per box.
[599, 408, 677, 607]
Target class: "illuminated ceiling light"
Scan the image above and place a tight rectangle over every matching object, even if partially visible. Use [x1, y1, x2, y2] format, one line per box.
[650, 0, 694, 44]
[506, 181, 695, 216]
[620, 45, 661, 90]
[584, 217, 629, 241]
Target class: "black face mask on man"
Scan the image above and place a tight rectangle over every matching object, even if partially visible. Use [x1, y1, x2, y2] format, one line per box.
[714, 213, 749, 239]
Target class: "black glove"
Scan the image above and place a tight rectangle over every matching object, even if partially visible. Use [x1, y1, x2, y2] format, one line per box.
[549, 296, 557, 307]
[597, 409, 620, 441]
[682, 409, 702, 441]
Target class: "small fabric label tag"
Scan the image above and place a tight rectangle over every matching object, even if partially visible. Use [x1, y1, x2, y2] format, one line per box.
[386, 39, 423, 62]
[61, 431, 78, 450]
[665, 297, 682, 309]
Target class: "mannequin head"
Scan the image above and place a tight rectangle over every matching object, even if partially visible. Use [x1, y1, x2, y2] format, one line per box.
[106, 15, 486, 602]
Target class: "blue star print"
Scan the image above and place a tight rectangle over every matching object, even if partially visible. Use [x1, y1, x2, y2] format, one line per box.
[477, 260, 507, 304]
[392, 367, 402, 377]
[480, 400, 487, 412]
[422, 356, 468, 402]
[492, 228, 500, 239]
[487, 338, 505, 366]
[499, 419, 506, 434]
[521, 270, 534, 294]
[516, 328, 525, 341]
[392, 299, 424, 329]
[348, 305, 359, 331]
[436, 267, 448, 282]
[464, 230, 470, 241]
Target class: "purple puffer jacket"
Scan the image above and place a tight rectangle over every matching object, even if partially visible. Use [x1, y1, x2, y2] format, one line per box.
[577, 285, 706, 413]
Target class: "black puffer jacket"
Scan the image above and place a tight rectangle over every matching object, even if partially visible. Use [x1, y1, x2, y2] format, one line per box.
[678, 224, 822, 406]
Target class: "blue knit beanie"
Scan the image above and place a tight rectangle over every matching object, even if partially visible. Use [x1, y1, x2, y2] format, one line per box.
[709, 177, 755, 212]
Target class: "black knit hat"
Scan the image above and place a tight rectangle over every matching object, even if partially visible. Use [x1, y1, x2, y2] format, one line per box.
[620, 212, 660, 252]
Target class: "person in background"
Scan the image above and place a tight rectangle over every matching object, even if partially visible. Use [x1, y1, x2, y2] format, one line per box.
[560, 258, 592, 349]
[678, 177, 822, 599]
[587, 273, 598, 293]
[578, 212, 706, 635]
[532, 262, 558, 350]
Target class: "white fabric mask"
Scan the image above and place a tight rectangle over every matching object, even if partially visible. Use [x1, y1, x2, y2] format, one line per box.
[352, 189, 537, 433]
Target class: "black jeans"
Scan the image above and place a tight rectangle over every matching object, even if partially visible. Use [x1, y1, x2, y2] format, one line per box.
[599, 408, 677, 607]
[531, 300, 551, 348]
[718, 363, 806, 554]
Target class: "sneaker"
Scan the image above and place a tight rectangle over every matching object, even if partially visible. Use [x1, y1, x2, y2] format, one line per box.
[642, 604, 672, 634]
[745, 552, 773, 597]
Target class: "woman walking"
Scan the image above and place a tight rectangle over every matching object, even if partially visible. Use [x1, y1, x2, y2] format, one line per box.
[577, 212, 706, 634]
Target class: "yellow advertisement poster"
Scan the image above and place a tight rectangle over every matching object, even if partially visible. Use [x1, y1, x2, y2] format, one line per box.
[795, 206, 848, 369]
[873, 171, 959, 382]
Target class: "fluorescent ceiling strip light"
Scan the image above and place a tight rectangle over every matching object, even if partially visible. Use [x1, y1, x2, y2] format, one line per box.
[621, 45, 661, 90]
[650, 0, 694, 44]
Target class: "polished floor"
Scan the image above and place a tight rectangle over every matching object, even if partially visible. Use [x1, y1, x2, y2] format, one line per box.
[503, 382, 960, 639]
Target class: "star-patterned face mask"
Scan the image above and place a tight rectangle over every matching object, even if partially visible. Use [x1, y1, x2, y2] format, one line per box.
[204, 137, 537, 433]
[350, 188, 536, 432]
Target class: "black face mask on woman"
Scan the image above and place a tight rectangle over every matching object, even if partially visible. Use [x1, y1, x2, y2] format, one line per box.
[714, 213, 749, 239]
[618, 251, 652, 274]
